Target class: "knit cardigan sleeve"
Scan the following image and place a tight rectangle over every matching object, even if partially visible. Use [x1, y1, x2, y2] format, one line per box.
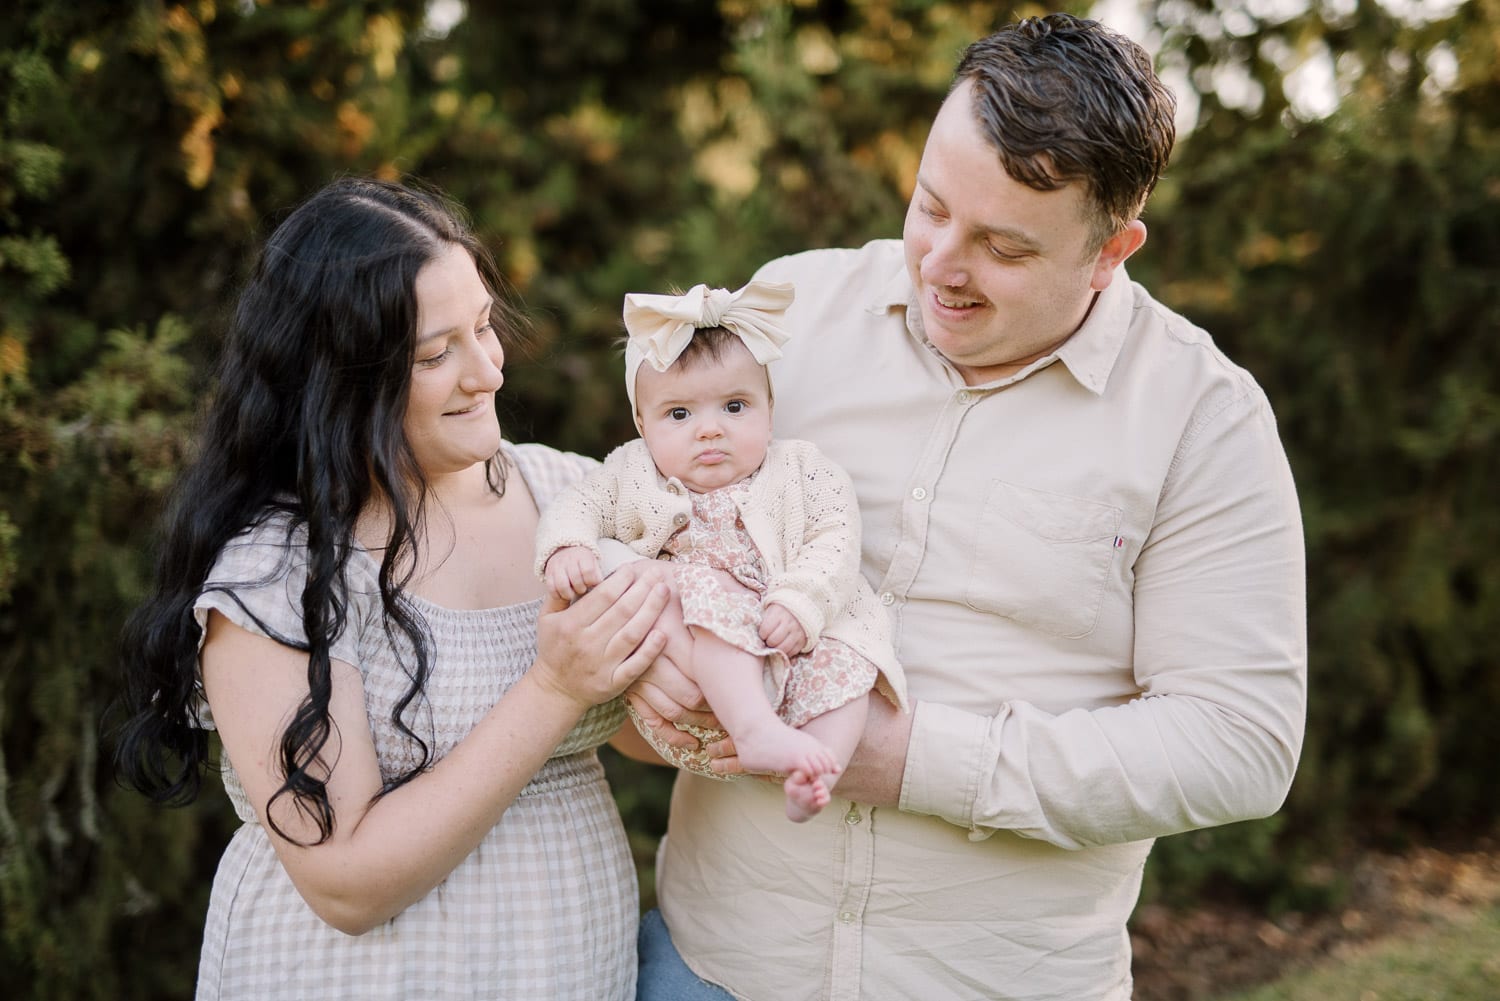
[532, 452, 626, 580]
[756, 441, 864, 650]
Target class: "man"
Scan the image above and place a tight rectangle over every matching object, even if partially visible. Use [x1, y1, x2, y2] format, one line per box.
[631, 13, 1306, 1000]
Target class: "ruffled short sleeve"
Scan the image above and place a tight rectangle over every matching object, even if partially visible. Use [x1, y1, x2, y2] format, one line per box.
[191, 512, 367, 728]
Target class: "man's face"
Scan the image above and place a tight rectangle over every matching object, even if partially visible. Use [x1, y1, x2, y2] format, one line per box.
[902, 80, 1142, 386]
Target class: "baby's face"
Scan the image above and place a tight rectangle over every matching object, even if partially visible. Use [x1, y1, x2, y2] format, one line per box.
[634, 339, 773, 493]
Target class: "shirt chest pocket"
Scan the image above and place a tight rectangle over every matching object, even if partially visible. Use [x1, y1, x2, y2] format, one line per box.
[964, 480, 1122, 639]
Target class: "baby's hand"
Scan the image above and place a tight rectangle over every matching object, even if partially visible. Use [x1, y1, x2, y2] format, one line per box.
[759, 602, 807, 657]
[545, 546, 602, 601]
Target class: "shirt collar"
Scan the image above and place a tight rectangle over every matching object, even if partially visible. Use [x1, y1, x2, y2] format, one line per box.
[866, 252, 913, 314]
[1052, 268, 1133, 396]
[868, 256, 1134, 397]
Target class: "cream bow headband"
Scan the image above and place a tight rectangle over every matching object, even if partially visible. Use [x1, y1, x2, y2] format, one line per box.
[622, 280, 795, 411]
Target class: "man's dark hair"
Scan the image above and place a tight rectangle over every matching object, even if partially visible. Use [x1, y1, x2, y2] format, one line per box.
[955, 13, 1177, 247]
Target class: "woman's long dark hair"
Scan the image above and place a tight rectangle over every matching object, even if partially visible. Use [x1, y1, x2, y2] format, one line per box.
[115, 177, 521, 844]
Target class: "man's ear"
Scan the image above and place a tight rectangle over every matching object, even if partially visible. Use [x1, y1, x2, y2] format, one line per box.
[1090, 220, 1148, 291]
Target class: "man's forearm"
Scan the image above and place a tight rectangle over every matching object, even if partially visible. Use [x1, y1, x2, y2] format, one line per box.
[835, 693, 913, 807]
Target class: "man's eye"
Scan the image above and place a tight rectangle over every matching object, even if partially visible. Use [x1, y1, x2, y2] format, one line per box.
[668, 407, 690, 421]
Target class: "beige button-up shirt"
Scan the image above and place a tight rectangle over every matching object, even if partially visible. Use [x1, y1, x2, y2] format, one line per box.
[656, 240, 1306, 1000]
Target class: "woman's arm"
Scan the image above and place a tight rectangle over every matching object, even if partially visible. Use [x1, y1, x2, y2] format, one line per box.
[202, 571, 670, 935]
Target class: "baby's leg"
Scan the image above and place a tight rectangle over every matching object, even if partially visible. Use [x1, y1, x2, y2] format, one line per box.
[689, 626, 839, 783]
[783, 696, 869, 822]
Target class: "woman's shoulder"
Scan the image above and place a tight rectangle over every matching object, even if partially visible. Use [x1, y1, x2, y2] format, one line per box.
[208, 507, 307, 586]
[506, 441, 600, 506]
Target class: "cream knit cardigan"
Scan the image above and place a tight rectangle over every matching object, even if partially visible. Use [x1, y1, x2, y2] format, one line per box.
[535, 438, 907, 709]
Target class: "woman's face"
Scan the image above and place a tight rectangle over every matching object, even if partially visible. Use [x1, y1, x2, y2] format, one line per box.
[403, 243, 505, 478]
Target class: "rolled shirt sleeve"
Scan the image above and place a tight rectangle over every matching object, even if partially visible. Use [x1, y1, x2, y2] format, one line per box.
[902, 388, 1306, 847]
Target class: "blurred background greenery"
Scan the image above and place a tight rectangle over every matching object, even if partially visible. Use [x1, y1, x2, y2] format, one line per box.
[1, 0, 1496, 998]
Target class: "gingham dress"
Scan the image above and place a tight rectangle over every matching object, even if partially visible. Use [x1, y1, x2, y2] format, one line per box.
[191, 443, 635, 1001]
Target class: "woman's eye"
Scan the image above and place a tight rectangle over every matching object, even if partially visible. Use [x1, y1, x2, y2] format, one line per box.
[725, 400, 745, 414]
[668, 407, 690, 421]
[418, 347, 451, 367]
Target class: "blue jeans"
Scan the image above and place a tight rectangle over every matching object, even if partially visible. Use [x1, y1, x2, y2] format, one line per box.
[637, 908, 736, 1001]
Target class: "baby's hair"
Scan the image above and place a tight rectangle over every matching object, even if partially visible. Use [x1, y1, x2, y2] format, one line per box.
[673, 326, 744, 372]
[676, 327, 774, 405]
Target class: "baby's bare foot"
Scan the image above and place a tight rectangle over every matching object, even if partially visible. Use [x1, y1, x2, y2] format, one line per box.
[732, 719, 840, 780]
[784, 768, 835, 822]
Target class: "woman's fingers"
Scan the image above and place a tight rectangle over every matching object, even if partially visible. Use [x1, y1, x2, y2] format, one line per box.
[611, 627, 667, 692]
[536, 573, 672, 704]
[631, 655, 705, 714]
[606, 579, 672, 659]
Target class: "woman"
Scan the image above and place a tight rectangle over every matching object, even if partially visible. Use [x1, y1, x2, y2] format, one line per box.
[115, 177, 671, 1000]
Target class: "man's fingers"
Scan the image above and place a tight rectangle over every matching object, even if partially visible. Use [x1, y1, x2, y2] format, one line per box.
[631, 661, 707, 715]
[624, 691, 700, 752]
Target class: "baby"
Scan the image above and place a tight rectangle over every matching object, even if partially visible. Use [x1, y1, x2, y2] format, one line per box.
[535, 280, 905, 820]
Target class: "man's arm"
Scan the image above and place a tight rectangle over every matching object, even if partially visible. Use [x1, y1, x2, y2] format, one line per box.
[899, 392, 1306, 847]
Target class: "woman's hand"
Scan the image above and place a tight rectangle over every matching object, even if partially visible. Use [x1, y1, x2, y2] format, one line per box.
[533, 568, 670, 709]
[613, 561, 722, 752]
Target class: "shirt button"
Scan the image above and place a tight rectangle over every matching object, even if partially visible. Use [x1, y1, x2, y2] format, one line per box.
[844, 805, 862, 825]
[839, 911, 855, 923]
[671, 513, 688, 527]
[957, 390, 973, 404]
[666, 483, 680, 495]
[879, 592, 895, 606]
[911, 486, 927, 501]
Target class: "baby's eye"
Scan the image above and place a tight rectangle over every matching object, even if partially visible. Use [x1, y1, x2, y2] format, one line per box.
[724, 400, 746, 414]
[668, 407, 690, 422]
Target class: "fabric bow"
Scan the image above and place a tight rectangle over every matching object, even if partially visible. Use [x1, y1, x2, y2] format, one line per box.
[623, 280, 795, 410]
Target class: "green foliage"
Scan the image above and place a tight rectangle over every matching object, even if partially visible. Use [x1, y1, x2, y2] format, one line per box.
[0, 0, 1497, 995]
[1134, 0, 1500, 909]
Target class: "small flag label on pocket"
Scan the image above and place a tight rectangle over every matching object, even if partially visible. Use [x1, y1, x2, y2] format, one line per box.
[1114, 536, 1124, 548]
